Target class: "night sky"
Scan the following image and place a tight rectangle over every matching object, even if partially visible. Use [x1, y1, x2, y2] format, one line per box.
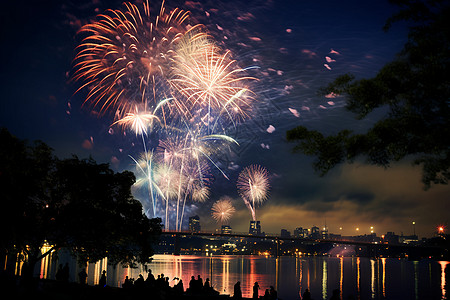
[1, 0, 448, 238]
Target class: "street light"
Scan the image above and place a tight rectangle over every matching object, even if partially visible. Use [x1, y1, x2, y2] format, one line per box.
[412, 221, 416, 237]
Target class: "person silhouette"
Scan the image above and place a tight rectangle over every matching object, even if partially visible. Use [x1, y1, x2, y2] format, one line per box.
[174, 279, 184, 294]
[78, 268, 87, 285]
[146, 269, 155, 285]
[233, 281, 242, 299]
[98, 270, 107, 287]
[189, 275, 197, 293]
[303, 288, 312, 300]
[204, 278, 211, 291]
[269, 286, 278, 300]
[253, 282, 260, 299]
[197, 274, 203, 290]
[264, 288, 270, 299]
[123, 276, 132, 288]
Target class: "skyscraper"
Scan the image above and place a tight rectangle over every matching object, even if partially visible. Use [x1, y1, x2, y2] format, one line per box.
[221, 225, 232, 234]
[249, 220, 261, 235]
[189, 215, 201, 233]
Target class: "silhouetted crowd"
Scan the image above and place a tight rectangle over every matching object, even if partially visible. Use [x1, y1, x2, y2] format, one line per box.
[118, 269, 281, 299]
[119, 270, 220, 298]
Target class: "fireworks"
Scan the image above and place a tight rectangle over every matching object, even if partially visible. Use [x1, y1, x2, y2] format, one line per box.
[211, 197, 236, 224]
[73, 1, 265, 230]
[112, 106, 160, 136]
[170, 46, 255, 128]
[72, 0, 191, 118]
[237, 165, 270, 220]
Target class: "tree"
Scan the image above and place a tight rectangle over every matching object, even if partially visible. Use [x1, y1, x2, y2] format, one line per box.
[0, 128, 56, 277]
[0, 128, 162, 277]
[286, 0, 450, 189]
[49, 156, 162, 267]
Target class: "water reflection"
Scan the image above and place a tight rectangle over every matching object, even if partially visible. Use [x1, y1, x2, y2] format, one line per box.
[381, 257, 386, 298]
[370, 259, 375, 299]
[27, 254, 449, 300]
[322, 259, 327, 300]
[357, 257, 361, 300]
[440, 261, 449, 300]
[339, 257, 343, 300]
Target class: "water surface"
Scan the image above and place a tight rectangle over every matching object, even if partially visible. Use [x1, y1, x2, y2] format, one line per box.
[36, 253, 448, 300]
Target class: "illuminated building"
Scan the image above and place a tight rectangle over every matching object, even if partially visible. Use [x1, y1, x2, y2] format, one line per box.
[221, 225, 232, 234]
[249, 220, 261, 235]
[189, 215, 201, 233]
[310, 226, 320, 239]
[321, 226, 329, 240]
[294, 227, 304, 238]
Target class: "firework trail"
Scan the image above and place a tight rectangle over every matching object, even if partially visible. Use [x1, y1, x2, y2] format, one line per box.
[211, 197, 236, 225]
[237, 165, 270, 221]
[156, 135, 212, 231]
[73, 1, 260, 231]
[112, 106, 161, 216]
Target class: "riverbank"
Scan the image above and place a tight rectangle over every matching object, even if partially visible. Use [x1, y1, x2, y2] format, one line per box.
[1, 275, 239, 300]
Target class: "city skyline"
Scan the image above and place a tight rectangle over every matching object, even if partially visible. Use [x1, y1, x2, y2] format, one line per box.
[1, 0, 449, 239]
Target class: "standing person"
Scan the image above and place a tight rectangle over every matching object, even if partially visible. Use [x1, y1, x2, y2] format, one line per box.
[189, 275, 196, 293]
[302, 288, 312, 300]
[233, 281, 242, 299]
[98, 270, 107, 287]
[78, 268, 88, 285]
[197, 274, 203, 290]
[330, 289, 340, 300]
[253, 282, 260, 299]
[204, 278, 211, 291]
[269, 286, 278, 300]
[146, 269, 155, 287]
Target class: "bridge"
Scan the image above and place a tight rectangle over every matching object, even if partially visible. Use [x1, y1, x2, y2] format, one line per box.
[160, 230, 443, 258]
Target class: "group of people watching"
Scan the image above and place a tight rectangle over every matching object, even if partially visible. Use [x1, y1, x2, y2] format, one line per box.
[233, 281, 278, 299]
[121, 270, 218, 297]
[120, 270, 279, 299]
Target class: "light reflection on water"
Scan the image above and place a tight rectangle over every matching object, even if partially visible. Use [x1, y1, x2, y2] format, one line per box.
[32, 254, 448, 300]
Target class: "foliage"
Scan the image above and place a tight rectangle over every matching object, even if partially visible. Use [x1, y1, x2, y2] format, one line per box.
[0, 128, 162, 273]
[287, 0, 450, 189]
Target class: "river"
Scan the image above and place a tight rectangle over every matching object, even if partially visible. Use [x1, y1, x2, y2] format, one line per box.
[33, 252, 448, 300]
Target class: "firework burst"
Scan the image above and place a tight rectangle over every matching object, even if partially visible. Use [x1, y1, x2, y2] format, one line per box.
[72, 0, 194, 118]
[112, 106, 160, 136]
[237, 165, 270, 220]
[211, 197, 235, 225]
[170, 44, 256, 129]
[72, 1, 263, 231]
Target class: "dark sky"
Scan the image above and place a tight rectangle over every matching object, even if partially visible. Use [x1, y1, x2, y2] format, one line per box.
[1, 0, 448, 237]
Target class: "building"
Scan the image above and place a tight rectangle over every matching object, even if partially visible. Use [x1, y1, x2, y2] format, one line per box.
[400, 234, 419, 244]
[189, 215, 201, 233]
[384, 232, 400, 244]
[321, 226, 329, 240]
[310, 226, 320, 239]
[221, 225, 232, 234]
[293, 227, 304, 238]
[281, 229, 291, 238]
[303, 228, 309, 238]
[249, 220, 261, 235]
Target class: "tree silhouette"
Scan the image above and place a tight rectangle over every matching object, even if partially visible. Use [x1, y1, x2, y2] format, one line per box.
[287, 0, 450, 189]
[0, 128, 162, 277]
